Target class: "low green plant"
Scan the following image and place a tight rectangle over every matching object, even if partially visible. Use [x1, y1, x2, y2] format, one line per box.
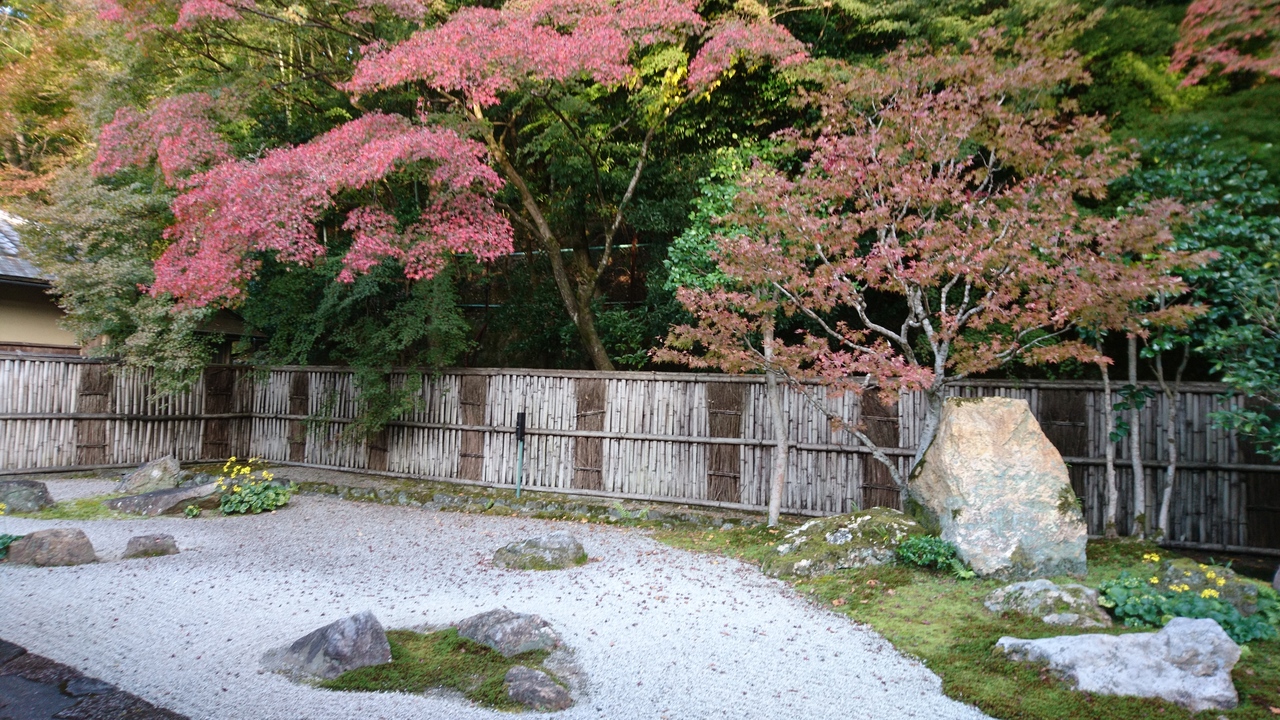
[183, 504, 202, 518]
[1097, 570, 1278, 644]
[895, 535, 973, 578]
[1259, 586, 1280, 627]
[215, 458, 293, 515]
[0, 533, 22, 560]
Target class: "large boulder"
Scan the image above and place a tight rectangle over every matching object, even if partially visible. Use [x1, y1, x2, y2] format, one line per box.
[105, 483, 221, 517]
[0, 480, 54, 514]
[6, 528, 96, 566]
[505, 666, 573, 711]
[261, 611, 392, 680]
[493, 532, 587, 570]
[763, 507, 923, 578]
[456, 609, 560, 657]
[115, 456, 183, 495]
[996, 617, 1240, 712]
[122, 534, 179, 559]
[984, 579, 1111, 628]
[908, 397, 1087, 579]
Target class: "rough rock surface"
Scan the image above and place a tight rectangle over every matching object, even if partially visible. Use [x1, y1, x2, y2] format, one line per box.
[106, 484, 221, 517]
[456, 609, 560, 657]
[0, 480, 55, 514]
[493, 532, 587, 570]
[6, 528, 96, 566]
[908, 397, 1088, 579]
[505, 666, 573, 711]
[123, 534, 179, 559]
[1162, 559, 1257, 616]
[763, 508, 923, 578]
[260, 611, 391, 681]
[0, 639, 187, 719]
[996, 617, 1240, 712]
[984, 579, 1111, 628]
[116, 456, 183, 495]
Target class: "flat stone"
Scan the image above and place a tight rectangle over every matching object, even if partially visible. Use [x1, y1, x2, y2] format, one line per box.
[63, 677, 116, 697]
[762, 508, 922, 578]
[6, 529, 96, 567]
[909, 397, 1088, 579]
[0, 480, 55, 514]
[0, 638, 27, 666]
[0, 675, 77, 720]
[105, 484, 221, 517]
[115, 456, 183, 495]
[456, 609, 560, 657]
[984, 579, 1111, 628]
[996, 617, 1240, 712]
[260, 611, 391, 680]
[122, 535, 179, 559]
[505, 666, 572, 711]
[493, 532, 586, 570]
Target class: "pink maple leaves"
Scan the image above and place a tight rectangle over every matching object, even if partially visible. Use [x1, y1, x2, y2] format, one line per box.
[145, 113, 510, 307]
[1172, 0, 1280, 85]
[91, 93, 232, 185]
[346, 0, 804, 103]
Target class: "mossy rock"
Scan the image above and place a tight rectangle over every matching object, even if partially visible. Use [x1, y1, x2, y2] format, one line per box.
[761, 507, 926, 578]
[1161, 558, 1258, 616]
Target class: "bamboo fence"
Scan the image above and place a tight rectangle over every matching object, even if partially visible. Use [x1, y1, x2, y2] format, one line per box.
[1, 353, 1277, 550]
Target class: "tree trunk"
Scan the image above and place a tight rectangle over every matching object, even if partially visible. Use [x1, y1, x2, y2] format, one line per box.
[763, 318, 788, 527]
[910, 384, 946, 477]
[1155, 346, 1189, 538]
[1128, 335, 1146, 538]
[1099, 354, 1120, 539]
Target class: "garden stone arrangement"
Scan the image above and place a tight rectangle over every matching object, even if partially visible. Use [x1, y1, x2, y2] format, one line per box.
[984, 580, 1111, 628]
[909, 397, 1088, 579]
[105, 483, 222, 516]
[493, 532, 587, 570]
[996, 617, 1242, 712]
[763, 507, 923, 578]
[122, 534, 180, 559]
[456, 609, 562, 657]
[6, 528, 96, 566]
[115, 455, 184, 495]
[0, 480, 54, 514]
[262, 611, 393, 681]
[504, 666, 573, 711]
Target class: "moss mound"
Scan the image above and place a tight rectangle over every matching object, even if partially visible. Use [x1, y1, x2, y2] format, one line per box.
[761, 507, 926, 578]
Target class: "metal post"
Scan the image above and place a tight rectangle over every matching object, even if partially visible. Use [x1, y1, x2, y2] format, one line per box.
[515, 411, 526, 498]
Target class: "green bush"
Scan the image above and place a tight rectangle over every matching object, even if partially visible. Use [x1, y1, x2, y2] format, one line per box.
[216, 458, 293, 515]
[1097, 571, 1278, 644]
[895, 535, 973, 578]
[0, 533, 22, 560]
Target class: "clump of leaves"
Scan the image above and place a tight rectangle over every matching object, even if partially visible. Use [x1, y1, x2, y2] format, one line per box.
[322, 628, 556, 710]
[0, 534, 23, 560]
[215, 458, 292, 515]
[895, 536, 975, 578]
[1098, 569, 1278, 644]
[183, 504, 202, 518]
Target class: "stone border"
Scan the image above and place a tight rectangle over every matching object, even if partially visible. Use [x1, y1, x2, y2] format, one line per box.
[0, 638, 188, 720]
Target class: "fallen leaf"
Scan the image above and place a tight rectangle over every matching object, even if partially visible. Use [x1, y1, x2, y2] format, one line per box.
[831, 598, 847, 607]
[1269, 707, 1279, 715]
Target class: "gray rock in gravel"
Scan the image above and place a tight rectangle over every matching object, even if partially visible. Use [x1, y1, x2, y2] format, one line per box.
[261, 610, 392, 680]
[64, 676, 117, 696]
[995, 617, 1240, 712]
[122, 534, 179, 559]
[106, 483, 221, 517]
[0, 675, 77, 718]
[0, 639, 26, 666]
[6, 528, 96, 567]
[0, 480, 54, 514]
[908, 397, 1088, 579]
[116, 455, 183, 495]
[456, 609, 560, 657]
[505, 665, 573, 711]
[493, 532, 586, 570]
[984, 579, 1111, 628]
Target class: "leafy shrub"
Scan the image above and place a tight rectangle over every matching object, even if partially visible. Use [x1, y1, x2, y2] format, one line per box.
[0, 534, 22, 560]
[895, 536, 974, 578]
[215, 458, 293, 515]
[1098, 570, 1278, 644]
[183, 504, 202, 518]
[1258, 586, 1280, 627]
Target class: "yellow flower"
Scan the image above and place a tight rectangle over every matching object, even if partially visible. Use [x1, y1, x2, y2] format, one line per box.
[232, 485, 241, 493]
[1216, 578, 1226, 587]
[1198, 563, 1209, 570]
[0, 502, 7, 515]
[1205, 571, 1217, 580]
[1142, 553, 1161, 563]
[1200, 589, 1220, 599]
[1149, 577, 1160, 585]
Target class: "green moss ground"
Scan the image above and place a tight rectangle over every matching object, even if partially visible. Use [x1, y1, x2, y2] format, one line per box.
[655, 527, 1280, 720]
[11, 494, 131, 521]
[320, 628, 556, 710]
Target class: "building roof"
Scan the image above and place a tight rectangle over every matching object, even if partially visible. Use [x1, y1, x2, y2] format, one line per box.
[0, 210, 48, 284]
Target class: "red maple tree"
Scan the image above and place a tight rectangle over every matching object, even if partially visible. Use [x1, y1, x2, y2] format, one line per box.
[1172, 0, 1280, 85]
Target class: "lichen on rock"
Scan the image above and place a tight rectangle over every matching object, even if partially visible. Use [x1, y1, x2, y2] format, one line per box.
[762, 507, 924, 578]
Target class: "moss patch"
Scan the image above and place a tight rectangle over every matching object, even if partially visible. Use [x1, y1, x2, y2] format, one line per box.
[321, 629, 555, 710]
[12, 494, 132, 521]
[760, 508, 925, 578]
[653, 528, 1280, 720]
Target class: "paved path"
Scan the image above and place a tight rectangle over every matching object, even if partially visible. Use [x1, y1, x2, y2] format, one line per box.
[1, 487, 990, 720]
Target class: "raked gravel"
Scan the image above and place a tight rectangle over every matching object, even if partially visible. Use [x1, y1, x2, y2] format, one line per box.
[1, 483, 991, 720]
